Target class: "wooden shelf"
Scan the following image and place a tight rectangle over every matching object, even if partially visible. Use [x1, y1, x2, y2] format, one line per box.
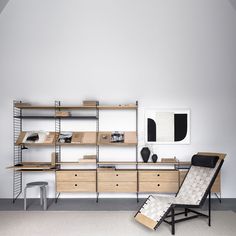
[57, 143, 96, 146]
[98, 105, 137, 110]
[97, 161, 191, 166]
[56, 162, 96, 165]
[16, 131, 137, 146]
[138, 162, 179, 165]
[15, 103, 137, 110]
[16, 131, 56, 146]
[98, 162, 137, 165]
[7, 162, 56, 170]
[16, 131, 97, 146]
[16, 169, 56, 172]
[14, 115, 98, 120]
[15, 104, 97, 109]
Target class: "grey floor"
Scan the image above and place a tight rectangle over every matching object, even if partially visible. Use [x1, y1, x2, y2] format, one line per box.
[0, 198, 236, 212]
[1, 211, 236, 236]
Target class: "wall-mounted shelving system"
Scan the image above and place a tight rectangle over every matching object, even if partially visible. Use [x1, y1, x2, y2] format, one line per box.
[12, 100, 139, 202]
[11, 100, 220, 204]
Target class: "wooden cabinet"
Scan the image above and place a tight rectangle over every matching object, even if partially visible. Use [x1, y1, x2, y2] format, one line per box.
[56, 169, 221, 194]
[56, 170, 96, 192]
[138, 170, 179, 193]
[98, 170, 137, 192]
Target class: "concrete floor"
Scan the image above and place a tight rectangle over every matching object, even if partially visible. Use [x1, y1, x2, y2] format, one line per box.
[1, 211, 236, 236]
[0, 198, 236, 212]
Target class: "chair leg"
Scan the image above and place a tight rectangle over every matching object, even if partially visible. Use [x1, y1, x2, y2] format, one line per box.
[40, 187, 43, 206]
[209, 191, 211, 227]
[24, 187, 27, 211]
[171, 208, 175, 235]
[43, 186, 47, 211]
[185, 208, 188, 217]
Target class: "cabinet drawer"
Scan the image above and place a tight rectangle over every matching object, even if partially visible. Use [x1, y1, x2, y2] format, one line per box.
[139, 171, 178, 182]
[98, 171, 137, 182]
[139, 182, 179, 193]
[56, 171, 96, 182]
[98, 182, 137, 192]
[57, 181, 96, 192]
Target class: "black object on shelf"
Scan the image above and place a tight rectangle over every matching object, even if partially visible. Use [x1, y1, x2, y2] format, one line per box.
[21, 145, 28, 150]
[140, 147, 151, 163]
[151, 154, 158, 163]
[26, 133, 39, 142]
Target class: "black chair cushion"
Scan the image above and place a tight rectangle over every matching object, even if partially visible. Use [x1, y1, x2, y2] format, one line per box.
[191, 155, 219, 168]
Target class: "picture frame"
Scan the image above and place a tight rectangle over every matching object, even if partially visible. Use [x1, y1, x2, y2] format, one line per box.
[145, 109, 191, 144]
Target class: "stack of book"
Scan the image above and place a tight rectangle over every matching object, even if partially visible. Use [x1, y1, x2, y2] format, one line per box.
[83, 100, 97, 106]
[55, 111, 71, 117]
[97, 166, 116, 171]
[79, 155, 97, 163]
[161, 157, 177, 163]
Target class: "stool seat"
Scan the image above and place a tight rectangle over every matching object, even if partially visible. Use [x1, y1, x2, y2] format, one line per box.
[26, 182, 48, 187]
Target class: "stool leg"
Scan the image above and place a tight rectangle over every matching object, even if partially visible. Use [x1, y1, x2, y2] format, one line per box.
[40, 187, 43, 206]
[24, 187, 27, 211]
[43, 187, 47, 211]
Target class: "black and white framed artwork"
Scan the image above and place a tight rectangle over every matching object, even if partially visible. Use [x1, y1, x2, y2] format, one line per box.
[145, 109, 190, 144]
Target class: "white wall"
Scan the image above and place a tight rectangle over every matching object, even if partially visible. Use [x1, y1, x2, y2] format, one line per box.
[0, 0, 236, 198]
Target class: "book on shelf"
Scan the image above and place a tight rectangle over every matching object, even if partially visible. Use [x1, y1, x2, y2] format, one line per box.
[26, 133, 39, 142]
[15, 102, 31, 107]
[55, 111, 71, 117]
[97, 166, 116, 171]
[83, 155, 96, 160]
[110, 131, 124, 143]
[22, 131, 54, 144]
[58, 132, 73, 143]
[161, 157, 177, 163]
[83, 100, 97, 106]
[78, 159, 96, 163]
[51, 152, 58, 166]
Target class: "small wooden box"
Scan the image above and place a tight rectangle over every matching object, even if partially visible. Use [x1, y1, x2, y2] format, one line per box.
[55, 111, 70, 117]
[83, 100, 97, 106]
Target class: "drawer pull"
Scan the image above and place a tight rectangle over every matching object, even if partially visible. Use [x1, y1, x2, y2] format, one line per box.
[157, 184, 160, 187]
[116, 184, 119, 186]
[157, 174, 160, 177]
[75, 184, 78, 187]
[75, 174, 77, 177]
[116, 174, 119, 176]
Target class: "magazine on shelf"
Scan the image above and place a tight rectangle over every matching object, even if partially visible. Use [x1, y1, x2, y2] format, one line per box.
[58, 132, 73, 143]
[110, 131, 124, 143]
[23, 131, 49, 143]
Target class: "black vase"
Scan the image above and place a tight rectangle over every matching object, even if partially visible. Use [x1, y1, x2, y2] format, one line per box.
[141, 147, 151, 163]
[151, 154, 158, 163]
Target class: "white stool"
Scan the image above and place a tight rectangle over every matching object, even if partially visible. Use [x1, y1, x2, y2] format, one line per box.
[24, 182, 48, 210]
